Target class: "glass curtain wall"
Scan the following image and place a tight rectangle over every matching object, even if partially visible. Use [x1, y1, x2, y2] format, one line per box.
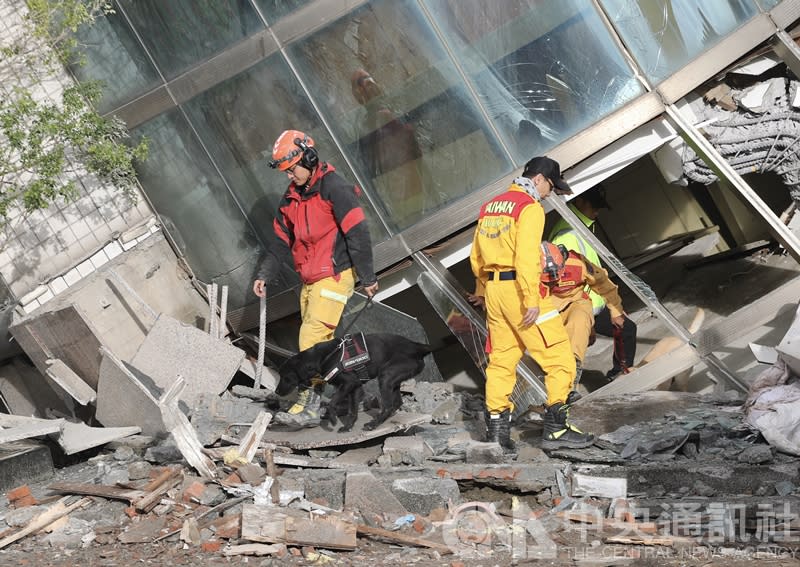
[287, 0, 512, 232]
[68, 0, 781, 313]
[425, 0, 645, 163]
[599, 0, 757, 84]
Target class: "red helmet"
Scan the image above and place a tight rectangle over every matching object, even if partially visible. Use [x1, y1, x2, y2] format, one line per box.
[269, 130, 316, 171]
[540, 241, 567, 283]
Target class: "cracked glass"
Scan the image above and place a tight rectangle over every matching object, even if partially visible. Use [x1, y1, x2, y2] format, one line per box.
[424, 0, 645, 164]
[600, 0, 758, 85]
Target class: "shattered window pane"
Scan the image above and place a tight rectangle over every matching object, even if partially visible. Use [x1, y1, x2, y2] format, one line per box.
[599, 0, 758, 84]
[424, 0, 644, 163]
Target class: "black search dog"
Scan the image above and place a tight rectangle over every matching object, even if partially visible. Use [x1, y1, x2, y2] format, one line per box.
[276, 333, 432, 432]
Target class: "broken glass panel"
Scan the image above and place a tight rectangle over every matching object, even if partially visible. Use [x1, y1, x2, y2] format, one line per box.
[599, 0, 758, 85]
[424, 0, 644, 163]
[287, 0, 513, 233]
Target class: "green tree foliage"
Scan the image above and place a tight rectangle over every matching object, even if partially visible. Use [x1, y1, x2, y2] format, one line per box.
[0, 0, 147, 233]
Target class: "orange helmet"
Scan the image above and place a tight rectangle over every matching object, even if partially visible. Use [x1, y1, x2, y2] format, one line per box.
[269, 130, 317, 171]
[540, 241, 568, 283]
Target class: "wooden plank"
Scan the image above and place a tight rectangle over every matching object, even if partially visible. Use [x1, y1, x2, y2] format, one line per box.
[47, 482, 145, 503]
[45, 359, 96, 405]
[237, 412, 272, 463]
[0, 496, 92, 549]
[133, 468, 183, 513]
[158, 378, 216, 479]
[356, 523, 453, 554]
[241, 504, 356, 550]
[224, 543, 286, 557]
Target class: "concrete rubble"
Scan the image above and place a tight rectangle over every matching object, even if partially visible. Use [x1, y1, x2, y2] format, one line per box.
[0, 254, 798, 563]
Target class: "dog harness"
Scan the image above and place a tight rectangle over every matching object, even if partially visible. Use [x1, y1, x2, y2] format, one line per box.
[321, 332, 372, 383]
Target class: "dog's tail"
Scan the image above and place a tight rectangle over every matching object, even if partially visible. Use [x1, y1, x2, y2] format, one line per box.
[412, 341, 434, 357]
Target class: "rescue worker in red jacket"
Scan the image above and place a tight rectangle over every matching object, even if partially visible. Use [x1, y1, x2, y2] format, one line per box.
[470, 156, 594, 452]
[540, 241, 626, 392]
[253, 130, 379, 428]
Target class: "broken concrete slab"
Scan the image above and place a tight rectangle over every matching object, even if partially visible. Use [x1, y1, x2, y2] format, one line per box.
[390, 477, 461, 515]
[45, 359, 96, 405]
[0, 442, 54, 493]
[95, 347, 165, 436]
[0, 415, 65, 444]
[10, 306, 103, 393]
[344, 471, 408, 522]
[262, 412, 431, 450]
[428, 463, 557, 493]
[56, 421, 141, 455]
[0, 357, 74, 419]
[130, 313, 245, 408]
[380, 436, 429, 466]
[191, 393, 267, 446]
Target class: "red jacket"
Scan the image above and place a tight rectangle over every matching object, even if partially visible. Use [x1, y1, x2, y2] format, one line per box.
[257, 163, 376, 285]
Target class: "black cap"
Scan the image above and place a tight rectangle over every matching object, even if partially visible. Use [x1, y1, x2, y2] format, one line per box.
[579, 183, 611, 210]
[522, 156, 572, 195]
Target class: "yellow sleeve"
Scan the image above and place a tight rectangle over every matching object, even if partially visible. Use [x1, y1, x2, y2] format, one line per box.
[515, 203, 544, 307]
[469, 225, 485, 292]
[584, 261, 623, 317]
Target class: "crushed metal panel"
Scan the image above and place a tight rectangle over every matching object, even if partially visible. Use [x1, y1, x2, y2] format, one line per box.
[96, 347, 166, 436]
[261, 412, 431, 450]
[130, 314, 245, 408]
[10, 305, 104, 390]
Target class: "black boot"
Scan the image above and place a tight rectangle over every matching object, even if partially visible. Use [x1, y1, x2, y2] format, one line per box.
[541, 402, 594, 450]
[485, 409, 517, 454]
[566, 357, 583, 403]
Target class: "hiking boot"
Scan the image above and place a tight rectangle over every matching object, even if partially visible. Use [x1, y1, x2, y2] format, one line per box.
[541, 402, 594, 450]
[273, 387, 321, 428]
[485, 409, 517, 454]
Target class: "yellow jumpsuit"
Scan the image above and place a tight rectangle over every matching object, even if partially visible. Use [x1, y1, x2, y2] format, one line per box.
[470, 183, 575, 411]
[298, 268, 356, 351]
[548, 253, 623, 363]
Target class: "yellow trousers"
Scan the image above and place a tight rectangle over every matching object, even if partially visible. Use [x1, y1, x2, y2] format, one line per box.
[298, 268, 355, 351]
[559, 299, 595, 362]
[484, 279, 575, 411]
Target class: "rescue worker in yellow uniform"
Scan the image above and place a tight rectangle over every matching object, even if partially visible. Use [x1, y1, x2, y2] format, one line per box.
[539, 241, 626, 396]
[470, 156, 595, 452]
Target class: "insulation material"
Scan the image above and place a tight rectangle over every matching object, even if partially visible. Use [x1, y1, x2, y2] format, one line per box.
[679, 77, 800, 204]
[744, 304, 800, 456]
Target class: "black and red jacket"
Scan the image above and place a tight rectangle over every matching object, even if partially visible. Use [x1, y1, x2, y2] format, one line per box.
[257, 163, 376, 286]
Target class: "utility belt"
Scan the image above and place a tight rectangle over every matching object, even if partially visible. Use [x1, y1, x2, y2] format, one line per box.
[487, 270, 516, 281]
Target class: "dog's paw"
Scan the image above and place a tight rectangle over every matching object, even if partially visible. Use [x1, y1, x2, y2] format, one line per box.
[337, 424, 353, 433]
[363, 420, 378, 431]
